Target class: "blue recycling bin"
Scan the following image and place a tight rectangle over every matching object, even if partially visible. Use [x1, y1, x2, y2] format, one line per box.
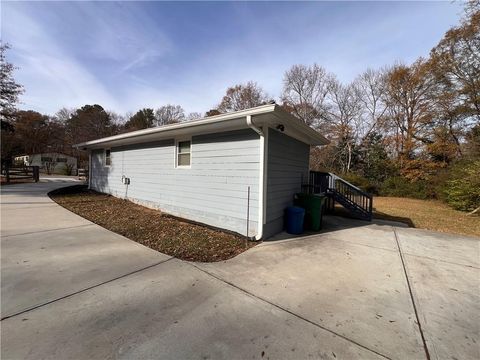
[285, 206, 305, 235]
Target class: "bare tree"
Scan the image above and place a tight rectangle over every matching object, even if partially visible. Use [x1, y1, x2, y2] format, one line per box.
[354, 68, 388, 139]
[43, 153, 58, 175]
[54, 108, 74, 124]
[108, 111, 126, 128]
[217, 81, 269, 112]
[186, 112, 202, 121]
[155, 104, 185, 126]
[326, 78, 364, 172]
[282, 64, 333, 127]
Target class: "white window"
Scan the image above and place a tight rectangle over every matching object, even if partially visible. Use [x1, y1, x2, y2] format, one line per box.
[105, 149, 111, 166]
[176, 140, 191, 167]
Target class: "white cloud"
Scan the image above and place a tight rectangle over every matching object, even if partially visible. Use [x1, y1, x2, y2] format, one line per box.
[2, 1, 463, 117]
[2, 2, 173, 115]
[3, 4, 122, 114]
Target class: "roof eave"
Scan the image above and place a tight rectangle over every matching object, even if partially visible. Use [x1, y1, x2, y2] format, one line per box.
[74, 104, 277, 150]
[73, 103, 329, 149]
[268, 106, 330, 146]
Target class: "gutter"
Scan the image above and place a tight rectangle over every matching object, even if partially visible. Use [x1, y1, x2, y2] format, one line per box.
[74, 104, 277, 149]
[246, 115, 265, 241]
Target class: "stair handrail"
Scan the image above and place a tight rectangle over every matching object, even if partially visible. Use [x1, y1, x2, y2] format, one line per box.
[331, 174, 372, 199]
[333, 176, 373, 219]
[309, 171, 373, 220]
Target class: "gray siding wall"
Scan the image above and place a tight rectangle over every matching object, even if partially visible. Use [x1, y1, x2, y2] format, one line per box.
[263, 128, 310, 239]
[90, 129, 260, 236]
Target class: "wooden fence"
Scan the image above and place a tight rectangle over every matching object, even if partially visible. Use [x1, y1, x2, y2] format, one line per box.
[1, 165, 40, 183]
[77, 168, 89, 181]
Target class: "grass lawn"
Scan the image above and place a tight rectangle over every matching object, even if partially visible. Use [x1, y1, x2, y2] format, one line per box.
[373, 197, 480, 238]
[50, 185, 255, 262]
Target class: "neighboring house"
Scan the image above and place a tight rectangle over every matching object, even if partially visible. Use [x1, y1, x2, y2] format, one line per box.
[75, 104, 329, 239]
[15, 153, 78, 175]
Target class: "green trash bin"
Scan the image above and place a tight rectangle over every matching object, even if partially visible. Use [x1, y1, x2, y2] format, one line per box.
[294, 193, 325, 231]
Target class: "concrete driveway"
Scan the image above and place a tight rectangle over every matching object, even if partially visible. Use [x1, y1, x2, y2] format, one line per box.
[1, 182, 479, 360]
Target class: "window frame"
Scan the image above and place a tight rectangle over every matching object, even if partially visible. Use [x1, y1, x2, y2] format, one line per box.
[104, 148, 111, 167]
[175, 138, 192, 168]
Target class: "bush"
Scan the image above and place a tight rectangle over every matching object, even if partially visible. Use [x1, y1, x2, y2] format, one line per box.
[60, 163, 75, 176]
[379, 176, 432, 199]
[341, 173, 379, 194]
[441, 160, 480, 212]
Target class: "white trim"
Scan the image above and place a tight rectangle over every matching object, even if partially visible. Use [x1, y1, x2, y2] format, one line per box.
[75, 105, 276, 149]
[263, 126, 269, 223]
[246, 115, 265, 241]
[174, 137, 192, 169]
[257, 134, 265, 240]
[104, 148, 111, 167]
[88, 151, 92, 189]
[74, 104, 329, 150]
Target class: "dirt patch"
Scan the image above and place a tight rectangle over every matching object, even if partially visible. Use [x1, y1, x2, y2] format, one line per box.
[49, 185, 256, 262]
[373, 196, 480, 238]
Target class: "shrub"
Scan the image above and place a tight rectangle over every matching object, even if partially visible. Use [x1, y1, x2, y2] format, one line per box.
[341, 173, 378, 194]
[379, 176, 432, 199]
[441, 160, 480, 212]
[60, 163, 75, 176]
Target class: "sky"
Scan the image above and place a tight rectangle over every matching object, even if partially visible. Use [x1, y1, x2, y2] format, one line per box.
[2, 1, 464, 116]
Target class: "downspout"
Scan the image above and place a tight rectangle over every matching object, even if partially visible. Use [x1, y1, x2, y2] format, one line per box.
[88, 150, 92, 190]
[246, 115, 265, 241]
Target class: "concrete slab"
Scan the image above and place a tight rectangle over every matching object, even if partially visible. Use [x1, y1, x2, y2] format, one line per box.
[403, 255, 480, 360]
[1, 181, 170, 318]
[0, 192, 55, 204]
[321, 224, 399, 252]
[396, 227, 480, 268]
[199, 235, 425, 359]
[1, 224, 169, 318]
[1, 260, 383, 360]
[1, 182, 87, 236]
[268, 218, 400, 252]
[1, 205, 92, 236]
[3, 181, 479, 359]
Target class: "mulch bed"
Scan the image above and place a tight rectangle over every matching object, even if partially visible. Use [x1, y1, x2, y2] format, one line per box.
[49, 185, 256, 262]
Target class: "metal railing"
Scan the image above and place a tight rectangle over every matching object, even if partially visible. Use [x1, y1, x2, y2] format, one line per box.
[305, 171, 373, 220]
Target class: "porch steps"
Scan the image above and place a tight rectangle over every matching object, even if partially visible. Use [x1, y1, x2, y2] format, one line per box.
[304, 172, 373, 221]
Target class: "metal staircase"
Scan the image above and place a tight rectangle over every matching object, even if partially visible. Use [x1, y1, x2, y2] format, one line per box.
[303, 171, 373, 221]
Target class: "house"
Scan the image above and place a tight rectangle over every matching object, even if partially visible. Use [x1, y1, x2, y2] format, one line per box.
[14, 152, 78, 175]
[75, 104, 329, 240]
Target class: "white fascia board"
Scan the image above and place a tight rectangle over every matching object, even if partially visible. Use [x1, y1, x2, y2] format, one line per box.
[268, 112, 330, 146]
[73, 104, 329, 150]
[74, 104, 277, 150]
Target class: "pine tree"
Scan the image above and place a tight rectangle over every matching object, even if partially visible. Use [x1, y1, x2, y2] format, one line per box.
[0, 43, 23, 123]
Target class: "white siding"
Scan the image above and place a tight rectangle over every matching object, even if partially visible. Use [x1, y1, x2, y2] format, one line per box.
[263, 128, 310, 238]
[28, 153, 77, 174]
[90, 129, 260, 236]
